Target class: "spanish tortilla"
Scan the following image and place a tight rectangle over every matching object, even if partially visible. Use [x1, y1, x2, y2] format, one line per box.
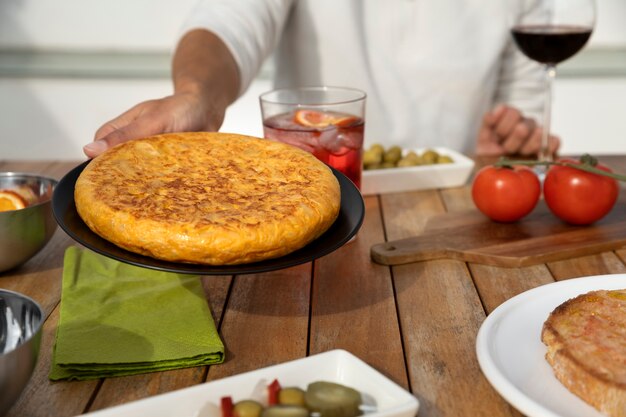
[75, 132, 341, 265]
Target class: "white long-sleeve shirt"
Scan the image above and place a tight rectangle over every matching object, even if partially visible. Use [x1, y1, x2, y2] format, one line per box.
[181, 0, 545, 153]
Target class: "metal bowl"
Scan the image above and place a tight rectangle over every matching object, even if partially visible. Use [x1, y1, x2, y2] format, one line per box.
[0, 173, 58, 272]
[0, 289, 43, 415]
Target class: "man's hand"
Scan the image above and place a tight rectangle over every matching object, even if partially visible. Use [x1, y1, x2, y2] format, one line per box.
[84, 29, 239, 158]
[476, 104, 560, 157]
[84, 92, 223, 158]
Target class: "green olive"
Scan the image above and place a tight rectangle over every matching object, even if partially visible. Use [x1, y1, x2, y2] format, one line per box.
[437, 155, 454, 164]
[279, 387, 306, 406]
[234, 400, 264, 417]
[369, 143, 384, 154]
[397, 157, 419, 167]
[404, 151, 420, 161]
[305, 381, 362, 417]
[421, 149, 439, 164]
[363, 162, 381, 170]
[382, 146, 402, 164]
[379, 162, 396, 169]
[362, 149, 382, 166]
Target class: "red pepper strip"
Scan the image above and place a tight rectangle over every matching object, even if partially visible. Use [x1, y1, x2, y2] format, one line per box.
[221, 396, 234, 417]
[268, 379, 282, 405]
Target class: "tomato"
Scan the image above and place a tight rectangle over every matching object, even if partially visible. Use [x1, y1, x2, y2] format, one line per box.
[472, 165, 541, 222]
[543, 159, 618, 225]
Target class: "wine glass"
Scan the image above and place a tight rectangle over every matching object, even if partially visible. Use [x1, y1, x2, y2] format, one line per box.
[511, 0, 596, 164]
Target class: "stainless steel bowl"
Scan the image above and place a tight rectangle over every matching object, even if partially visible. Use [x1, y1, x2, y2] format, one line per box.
[0, 173, 57, 272]
[0, 289, 43, 416]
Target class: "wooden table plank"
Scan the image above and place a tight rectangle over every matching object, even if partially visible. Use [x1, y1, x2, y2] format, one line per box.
[548, 252, 626, 279]
[381, 188, 518, 417]
[396, 259, 518, 417]
[207, 265, 311, 381]
[310, 195, 408, 389]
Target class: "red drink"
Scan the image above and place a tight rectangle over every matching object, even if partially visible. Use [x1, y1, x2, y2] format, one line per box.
[263, 110, 365, 189]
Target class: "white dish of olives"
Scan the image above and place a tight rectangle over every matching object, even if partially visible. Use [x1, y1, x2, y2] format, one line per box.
[361, 147, 475, 195]
[81, 350, 419, 417]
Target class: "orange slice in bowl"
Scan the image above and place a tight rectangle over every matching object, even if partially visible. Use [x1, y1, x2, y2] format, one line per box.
[0, 190, 28, 212]
[14, 185, 38, 205]
[294, 110, 335, 128]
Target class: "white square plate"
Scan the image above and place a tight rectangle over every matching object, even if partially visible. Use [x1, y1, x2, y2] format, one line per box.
[361, 147, 474, 195]
[83, 349, 419, 417]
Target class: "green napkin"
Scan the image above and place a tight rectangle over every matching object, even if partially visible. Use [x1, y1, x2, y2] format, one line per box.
[49, 247, 224, 381]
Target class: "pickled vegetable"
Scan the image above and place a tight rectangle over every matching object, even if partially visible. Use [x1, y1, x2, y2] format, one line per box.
[234, 400, 264, 417]
[261, 405, 309, 417]
[304, 381, 362, 417]
[278, 387, 306, 406]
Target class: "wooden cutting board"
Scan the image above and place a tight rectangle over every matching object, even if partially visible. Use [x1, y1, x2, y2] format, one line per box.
[370, 199, 626, 268]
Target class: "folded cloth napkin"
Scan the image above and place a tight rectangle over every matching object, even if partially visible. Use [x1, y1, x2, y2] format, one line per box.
[49, 247, 224, 381]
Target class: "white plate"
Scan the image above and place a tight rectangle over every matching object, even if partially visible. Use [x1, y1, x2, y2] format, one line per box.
[361, 147, 474, 195]
[476, 274, 626, 417]
[83, 349, 419, 417]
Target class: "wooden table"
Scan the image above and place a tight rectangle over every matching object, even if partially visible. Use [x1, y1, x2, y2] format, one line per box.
[2, 157, 626, 417]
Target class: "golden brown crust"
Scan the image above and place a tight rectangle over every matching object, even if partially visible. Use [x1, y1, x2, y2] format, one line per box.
[542, 289, 626, 417]
[75, 132, 341, 265]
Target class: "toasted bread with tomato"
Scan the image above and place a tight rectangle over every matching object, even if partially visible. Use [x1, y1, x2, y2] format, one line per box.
[542, 289, 626, 417]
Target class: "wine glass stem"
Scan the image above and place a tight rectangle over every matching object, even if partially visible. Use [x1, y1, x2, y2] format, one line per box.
[540, 64, 557, 162]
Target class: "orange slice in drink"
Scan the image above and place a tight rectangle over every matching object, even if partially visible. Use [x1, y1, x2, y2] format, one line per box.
[293, 110, 335, 128]
[332, 116, 359, 127]
[0, 190, 28, 212]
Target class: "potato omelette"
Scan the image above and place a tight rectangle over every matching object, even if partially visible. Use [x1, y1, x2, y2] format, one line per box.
[74, 132, 341, 265]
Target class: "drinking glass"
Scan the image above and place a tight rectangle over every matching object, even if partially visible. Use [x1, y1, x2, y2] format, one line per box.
[511, 0, 596, 163]
[259, 87, 366, 189]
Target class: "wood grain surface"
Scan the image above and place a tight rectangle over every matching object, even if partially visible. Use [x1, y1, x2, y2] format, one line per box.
[2, 156, 626, 417]
[372, 195, 626, 268]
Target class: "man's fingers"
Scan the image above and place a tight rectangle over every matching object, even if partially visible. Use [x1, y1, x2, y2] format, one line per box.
[501, 122, 529, 154]
[518, 127, 541, 156]
[86, 116, 168, 158]
[518, 127, 560, 158]
[494, 107, 522, 139]
[476, 125, 505, 156]
[482, 104, 506, 127]
[548, 134, 561, 156]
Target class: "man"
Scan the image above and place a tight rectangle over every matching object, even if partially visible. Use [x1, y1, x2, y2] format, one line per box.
[85, 0, 559, 158]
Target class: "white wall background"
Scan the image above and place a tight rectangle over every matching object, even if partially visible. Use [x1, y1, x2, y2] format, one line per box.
[0, 0, 625, 160]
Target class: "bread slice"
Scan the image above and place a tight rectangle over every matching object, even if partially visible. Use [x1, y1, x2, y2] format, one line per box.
[542, 289, 626, 417]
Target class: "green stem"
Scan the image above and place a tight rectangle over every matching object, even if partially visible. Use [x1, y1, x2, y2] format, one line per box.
[494, 156, 626, 182]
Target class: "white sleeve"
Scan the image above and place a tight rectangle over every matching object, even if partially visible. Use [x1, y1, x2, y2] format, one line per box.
[493, 0, 549, 122]
[179, 0, 294, 96]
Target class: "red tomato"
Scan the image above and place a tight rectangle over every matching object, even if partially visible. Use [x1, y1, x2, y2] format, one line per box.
[472, 165, 541, 222]
[543, 159, 618, 225]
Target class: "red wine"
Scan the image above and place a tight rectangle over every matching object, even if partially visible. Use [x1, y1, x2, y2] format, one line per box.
[511, 25, 592, 65]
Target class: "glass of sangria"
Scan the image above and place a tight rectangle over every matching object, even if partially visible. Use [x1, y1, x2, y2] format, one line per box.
[259, 86, 366, 189]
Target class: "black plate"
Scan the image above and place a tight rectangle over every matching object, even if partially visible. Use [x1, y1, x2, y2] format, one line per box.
[52, 161, 364, 275]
